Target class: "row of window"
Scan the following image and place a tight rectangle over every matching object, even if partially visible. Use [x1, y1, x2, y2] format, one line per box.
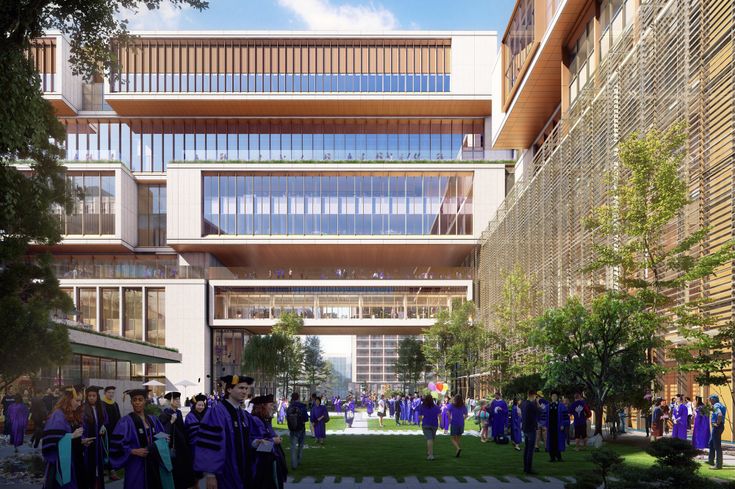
[52, 173, 115, 235]
[61, 118, 487, 172]
[112, 73, 451, 93]
[58, 286, 165, 346]
[138, 184, 167, 247]
[203, 174, 473, 237]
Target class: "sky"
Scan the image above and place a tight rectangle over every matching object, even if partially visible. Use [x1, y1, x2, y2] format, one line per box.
[120, 0, 516, 357]
[122, 0, 516, 36]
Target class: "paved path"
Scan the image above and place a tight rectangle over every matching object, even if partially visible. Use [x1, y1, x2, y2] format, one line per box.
[286, 476, 568, 488]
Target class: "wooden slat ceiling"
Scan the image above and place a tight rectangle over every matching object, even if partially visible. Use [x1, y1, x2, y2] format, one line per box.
[105, 97, 492, 117]
[494, 0, 589, 149]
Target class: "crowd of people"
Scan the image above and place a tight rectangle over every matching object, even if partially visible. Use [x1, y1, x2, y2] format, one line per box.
[0, 380, 729, 487]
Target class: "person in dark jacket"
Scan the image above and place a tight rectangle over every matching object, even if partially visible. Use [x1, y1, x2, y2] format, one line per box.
[159, 391, 196, 489]
[521, 390, 540, 475]
[30, 395, 48, 449]
[102, 386, 122, 481]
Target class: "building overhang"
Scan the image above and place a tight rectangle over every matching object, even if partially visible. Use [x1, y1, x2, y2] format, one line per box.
[105, 94, 492, 117]
[67, 326, 182, 364]
[494, 0, 588, 149]
[170, 240, 478, 268]
[44, 94, 79, 116]
[212, 319, 434, 335]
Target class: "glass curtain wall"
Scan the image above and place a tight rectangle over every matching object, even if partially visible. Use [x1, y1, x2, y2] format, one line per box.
[146, 289, 165, 346]
[202, 172, 473, 236]
[138, 184, 167, 246]
[52, 172, 115, 235]
[111, 38, 451, 94]
[61, 118, 486, 171]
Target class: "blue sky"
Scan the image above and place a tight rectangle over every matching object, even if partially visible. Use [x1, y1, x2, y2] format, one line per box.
[126, 0, 516, 37]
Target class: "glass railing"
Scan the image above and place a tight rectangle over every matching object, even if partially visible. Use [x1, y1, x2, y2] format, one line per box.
[207, 266, 473, 280]
[52, 262, 205, 280]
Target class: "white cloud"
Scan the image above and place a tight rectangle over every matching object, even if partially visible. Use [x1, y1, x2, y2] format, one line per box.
[277, 0, 400, 31]
[118, 3, 194, 31]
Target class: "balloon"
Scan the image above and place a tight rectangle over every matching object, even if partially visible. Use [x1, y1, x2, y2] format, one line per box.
[428, 382, 436, 392]
[441, 384, 449, 393]
[430, 390, 439, 399]
[436, 382, 444, 392]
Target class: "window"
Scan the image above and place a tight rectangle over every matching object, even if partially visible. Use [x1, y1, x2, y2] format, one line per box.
[56, 172, 115, 235]
[101, 288, 120, 335]
[568, 16, 595, 105]
[138, 184, 167, 246]
[78, 288, 97, 329]
[599, 0, 636, 62]
[146, 288, 165, 346]
[123, 288, 143, 341]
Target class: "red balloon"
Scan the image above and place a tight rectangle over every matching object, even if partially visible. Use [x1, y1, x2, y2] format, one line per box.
[436, 382, 444, 392]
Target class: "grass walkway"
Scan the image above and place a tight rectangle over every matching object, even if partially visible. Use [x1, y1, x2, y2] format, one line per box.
[281, 433, 735, 482]
[366, 417, 477, 432]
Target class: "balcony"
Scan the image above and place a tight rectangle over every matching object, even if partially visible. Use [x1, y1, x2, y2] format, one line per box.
[32, 35, 83, 115]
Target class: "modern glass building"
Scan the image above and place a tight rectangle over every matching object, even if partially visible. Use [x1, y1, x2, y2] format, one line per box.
[29, 30, 512, 391]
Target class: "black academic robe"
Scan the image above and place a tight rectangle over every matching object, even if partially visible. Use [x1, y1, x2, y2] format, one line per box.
[159, 408, 196, 489]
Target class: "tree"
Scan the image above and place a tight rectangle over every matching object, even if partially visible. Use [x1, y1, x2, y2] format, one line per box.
[273, 313, 304, 396]
[488, 265, 542, 390]
[422, 300, 489, 397]
[241, 335, 280, 394]
[532, 292, 663, 436]
[0, 0, 206, 390]
[302, 336, 327, 393]
[393, 337, 427, 393]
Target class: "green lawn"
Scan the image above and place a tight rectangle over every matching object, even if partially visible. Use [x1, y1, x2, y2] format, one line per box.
[280, 434, 735, 482]
[273, 415, 348, 431]
[367, 417, 477, 431]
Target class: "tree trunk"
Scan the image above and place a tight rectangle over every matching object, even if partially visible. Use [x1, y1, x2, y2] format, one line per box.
[594, 403, 604, 437]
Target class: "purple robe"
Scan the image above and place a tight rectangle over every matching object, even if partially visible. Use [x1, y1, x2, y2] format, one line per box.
[671, 403, 688, 440]
[42, 409, 83, 489]
[569, 400, 588, 429]
[192, 401, 251, 489]
[344, 401, 355, 427]
[276, 402, 287, 424]
[440, 403, 449, 430]
[109, 413, 167, 489]
[489, 399, 508, 439]
[334, 399, 341, 413]
[248, 416, 287, 489]
[366, 399, 374, 415]
[82, 402, 108, 487]
[184, 409, 206, 447]
[412, 398, 421, 424]
[691, 405, 710, 449]
[510, 404, 522, 444]
[388, 399, 395, 417]
[7, 402, 29, 447]
[310, 404, 328, 440]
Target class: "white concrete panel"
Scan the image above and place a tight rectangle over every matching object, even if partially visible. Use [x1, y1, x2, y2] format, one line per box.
[450, 35, 476, 94]
[491, 49, 506, 145]
[167, 167, 202, 241]
[164, 282, 209, 396]
[119, 170, 137, 247]
[473, 35, 496, 96]
[472, 167, 506, 238]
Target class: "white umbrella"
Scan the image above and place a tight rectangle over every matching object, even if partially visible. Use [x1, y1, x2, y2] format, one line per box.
[142, 380, 165, 387]
[176, 379, 198, 398]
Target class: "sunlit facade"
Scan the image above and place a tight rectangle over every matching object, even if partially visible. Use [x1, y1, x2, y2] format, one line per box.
[28, 30, 510, 391]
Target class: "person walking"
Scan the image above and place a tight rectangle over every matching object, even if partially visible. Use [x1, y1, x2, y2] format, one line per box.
[1, 385, 17, 441]
[490, 393, 508, 443]
[521, 390, 540, 475]
[417, 394, 441, 461]
[447, 394, 468, 458]
[510, 399, 522, 451]
[7, 397, 29, 452]
[691, 396, 710, 450]
[344, 396, 355, 428]
[377, 395, 386, 428]
[30, 394, 48, 449]
[707, 394, 726, 470]
[286, 392, 308, 470]
[185, 393, 208, 487]
[440, 398, 450, 434]
[477, 400, 490, 443]
[309, 396, 329, 445]
[394, 395, 403, 426]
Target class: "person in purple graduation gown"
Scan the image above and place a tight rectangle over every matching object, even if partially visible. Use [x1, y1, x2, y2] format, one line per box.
[489, 393, 508, 442]
[691, 396, 710, 449]
[193, 375, 255, 489]
[334, 397, 341, 413]
[185, 394, 208, 484]
[81, 386, 108, 488]
[7, 397, 29, 451]
[440, 398, 450, 434]
[248, 394, 287, 489]
[276, 398, 287, 425]
[42, 387, 87, 489]
[309, 396, 328, 444]
[671, 394, 688, 440]
[546, 391, 569, 462]
[344, 396, 356, 427]
[109, 388, 170, 489]
[568, 392, 589, 450]
[510, 399, 522, 451]
[366, 397, 374, 417]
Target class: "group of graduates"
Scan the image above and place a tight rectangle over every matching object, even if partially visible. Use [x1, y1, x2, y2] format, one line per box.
[39, 375, 288, 489]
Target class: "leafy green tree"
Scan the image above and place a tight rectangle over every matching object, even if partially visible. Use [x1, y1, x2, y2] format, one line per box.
[532, 292, 663, 436]
[393, 337, 427, 393]
[302, 336, 327, 393]
[0, 0, 206, 390]
[241, 335, 280, 394]
[273, 312, 304, 395]
[488, 265, 542, 389]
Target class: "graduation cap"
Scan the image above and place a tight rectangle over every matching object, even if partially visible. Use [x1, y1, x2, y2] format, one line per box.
[219, 374, 254, 387]
[194, 394, 207, 403]
[124, 388, 150, 400]
[163, 392, 181, 401]
[64, 386, 82, 401]
[251, 394, 274, 405]
[85, 385, 103, 395]
[104, 386, 116, 392]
